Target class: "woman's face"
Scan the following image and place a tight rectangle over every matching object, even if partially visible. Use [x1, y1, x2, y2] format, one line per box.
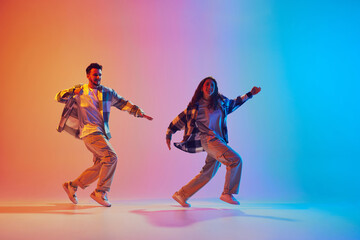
[202, 79, 216, 100]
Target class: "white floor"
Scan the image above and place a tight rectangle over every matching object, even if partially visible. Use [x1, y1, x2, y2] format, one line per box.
[0, 199, 359, 240]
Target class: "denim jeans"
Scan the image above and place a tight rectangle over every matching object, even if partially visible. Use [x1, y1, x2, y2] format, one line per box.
[179, 135, 242, 199]
[72, 132, 117, 192]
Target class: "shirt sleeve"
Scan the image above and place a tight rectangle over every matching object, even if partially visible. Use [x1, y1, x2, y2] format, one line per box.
[111, 89, 144, 117]
[227, 92, 253, 114]
[55, 84, 82, 103]
[166, 109, 187, 140]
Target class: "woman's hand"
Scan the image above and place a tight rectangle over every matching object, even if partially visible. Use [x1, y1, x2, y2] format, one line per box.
[166, 139, 171, 150]
[251, 86, 261, 95]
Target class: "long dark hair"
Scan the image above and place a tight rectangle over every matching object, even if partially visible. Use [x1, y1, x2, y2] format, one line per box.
[189, 77, 222, 110]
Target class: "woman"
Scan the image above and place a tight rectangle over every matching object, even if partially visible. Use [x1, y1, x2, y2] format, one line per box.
[166, 77, 261, 207]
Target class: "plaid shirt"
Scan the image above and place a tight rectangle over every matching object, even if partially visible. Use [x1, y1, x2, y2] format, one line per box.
[55, 84, 144, 139]
[166, 92, 253, 153]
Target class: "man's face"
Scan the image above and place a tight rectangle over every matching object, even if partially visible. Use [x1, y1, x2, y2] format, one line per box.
[87, 68, 102, 86]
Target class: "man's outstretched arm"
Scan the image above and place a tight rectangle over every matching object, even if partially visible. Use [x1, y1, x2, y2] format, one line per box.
[111, 89, 153, 120]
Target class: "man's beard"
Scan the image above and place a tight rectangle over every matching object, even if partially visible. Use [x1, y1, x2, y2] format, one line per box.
[92, 79, 100, 86]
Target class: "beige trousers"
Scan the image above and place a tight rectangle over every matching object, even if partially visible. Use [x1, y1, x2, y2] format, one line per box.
[72, 132, 117, 192]
[179, 136, 242, 199]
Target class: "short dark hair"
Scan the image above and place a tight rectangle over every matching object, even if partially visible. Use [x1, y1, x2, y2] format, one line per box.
[86, 63, 103, 74]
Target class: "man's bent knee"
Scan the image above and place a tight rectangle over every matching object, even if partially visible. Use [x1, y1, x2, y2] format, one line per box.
[101, 151, 117, 164]
[109, 152, 117, 164]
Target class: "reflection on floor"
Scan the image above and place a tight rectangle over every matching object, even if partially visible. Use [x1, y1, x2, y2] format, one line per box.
[0, 199, 359, 240]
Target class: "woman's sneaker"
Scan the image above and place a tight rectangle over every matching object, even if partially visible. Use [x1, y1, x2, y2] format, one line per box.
[172, 191, 190, 207]
[220, 194, 240, 205]
[63, 181, 78, 204]
[90, 190, 111, 207]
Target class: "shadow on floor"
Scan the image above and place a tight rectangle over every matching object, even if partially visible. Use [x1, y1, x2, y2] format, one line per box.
[0, 203, 101, 215]
[131, 207, 296, 227]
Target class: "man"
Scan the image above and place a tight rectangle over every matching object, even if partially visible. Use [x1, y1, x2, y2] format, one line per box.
[55, 63, 152, 207]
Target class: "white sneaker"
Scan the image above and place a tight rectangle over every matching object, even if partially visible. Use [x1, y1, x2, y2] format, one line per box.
[220, 194, 240, 205]
[63, 181, 78, 204]
[90, 190, 111, 207]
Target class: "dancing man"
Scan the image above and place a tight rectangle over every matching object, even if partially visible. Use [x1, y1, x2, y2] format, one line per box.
[55, 63, 153, 207]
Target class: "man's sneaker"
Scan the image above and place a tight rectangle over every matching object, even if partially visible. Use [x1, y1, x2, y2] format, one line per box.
[172, 191, 190, 207]
[63, 181, 78, 204]
[220, 194, 240, 205]
[90, 190, 111, 207]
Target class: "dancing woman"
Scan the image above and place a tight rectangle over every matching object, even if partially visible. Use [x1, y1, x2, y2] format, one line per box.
[166, 77, 261, 207]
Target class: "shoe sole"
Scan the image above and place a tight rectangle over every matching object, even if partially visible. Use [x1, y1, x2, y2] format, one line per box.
[63, 183, 78, 204]
[172, 194, 190, 208]
[90, 192, 111, 207]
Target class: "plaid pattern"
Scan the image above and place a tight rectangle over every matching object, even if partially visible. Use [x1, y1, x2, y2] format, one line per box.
[55, 84, 144, 139]
[166, 92, 253, 153]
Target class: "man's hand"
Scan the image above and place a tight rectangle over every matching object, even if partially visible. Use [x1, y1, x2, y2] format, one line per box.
[143, 114, 153, 121]
[74, 88, 81, 95]
[138, 111, 153, 120]
[136, 109, 153, 120]
[166, 139, 171, 150]
[251, 86, 261, 95]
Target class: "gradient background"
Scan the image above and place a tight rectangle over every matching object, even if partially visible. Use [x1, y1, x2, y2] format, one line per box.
[0, 0, 359, 203]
